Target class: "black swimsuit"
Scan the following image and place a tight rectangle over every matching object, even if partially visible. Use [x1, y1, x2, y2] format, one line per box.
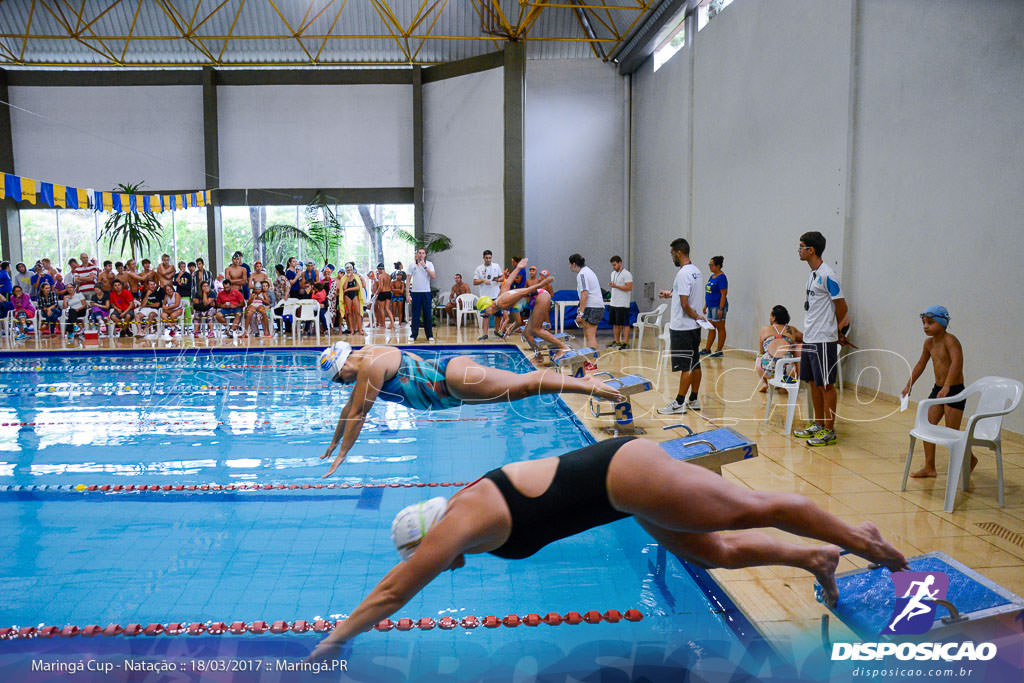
[483, 437, 635, 559]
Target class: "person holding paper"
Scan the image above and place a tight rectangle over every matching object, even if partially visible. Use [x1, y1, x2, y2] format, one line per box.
[657, 238, 707, 415]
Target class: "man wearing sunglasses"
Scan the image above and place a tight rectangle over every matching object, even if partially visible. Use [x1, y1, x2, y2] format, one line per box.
[794, 232, 848, 446]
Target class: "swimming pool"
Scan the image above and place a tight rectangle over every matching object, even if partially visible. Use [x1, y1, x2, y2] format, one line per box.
[0, 346, 785, 681]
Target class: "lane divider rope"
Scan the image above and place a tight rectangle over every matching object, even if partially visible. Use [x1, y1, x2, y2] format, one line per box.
[2, 363, 312, 373]
[0, 610, 643, 640]
[0, 417, 488, 428]
[0, 481, 471, 494]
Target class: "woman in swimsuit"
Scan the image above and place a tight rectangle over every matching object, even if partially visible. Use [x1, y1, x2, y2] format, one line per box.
[341, 263, 364, 335]
[756, 305, 804, 392]
[318, 342, 625, 477]
[308, 437, 909, 661]
[478, 259, 570, 360]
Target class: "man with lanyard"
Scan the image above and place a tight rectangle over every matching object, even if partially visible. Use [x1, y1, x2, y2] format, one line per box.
[408, 248, 435, 342]
[190, 257, 214, 300]
[793, 231, 848, 447]
[473, 249, 503, 340]
[607, 255, 633, 349]
[657, 238, 707, 415]
[568, 253, 605, 367]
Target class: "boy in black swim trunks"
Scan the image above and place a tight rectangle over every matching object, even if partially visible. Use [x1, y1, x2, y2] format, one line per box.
[901, 305, 972, 478]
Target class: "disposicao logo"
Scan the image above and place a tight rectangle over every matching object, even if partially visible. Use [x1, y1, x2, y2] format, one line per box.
[886, 571, 948, 635]
[829, 571, 997, 662]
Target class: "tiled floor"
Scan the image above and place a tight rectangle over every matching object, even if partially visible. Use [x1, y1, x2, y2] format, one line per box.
[5, 321, 1023, 647]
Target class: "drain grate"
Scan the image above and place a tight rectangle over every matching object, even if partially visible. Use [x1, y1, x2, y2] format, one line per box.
[975, 522, 1024, 548]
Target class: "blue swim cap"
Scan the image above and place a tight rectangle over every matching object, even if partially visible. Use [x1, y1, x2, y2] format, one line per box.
[920, 305, 950, 328]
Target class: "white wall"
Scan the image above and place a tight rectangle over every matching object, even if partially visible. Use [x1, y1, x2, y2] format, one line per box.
[217, 84, 413, 189]
[691, 0, 852, 356]
[630, 39, 691, 311]
[630, 0, 1024, 431]
[9, 85, 204, 191]
[846, 0, 1024, 432]
[525, 59, 627, 295]
[423, 69, 504, 292]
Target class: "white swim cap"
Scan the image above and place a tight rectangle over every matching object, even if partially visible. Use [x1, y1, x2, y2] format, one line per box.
[391, 497, 447, 561]
[318, 341, 352, 381]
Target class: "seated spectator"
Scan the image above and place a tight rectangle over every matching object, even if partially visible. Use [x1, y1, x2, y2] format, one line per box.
[311, 281, 329, 334]
[89, 288, 111, 332]
[53, 272, 67, 295]
[213, 273, 225, 294]
[0, 261, 12, 298]
[36, 282, 61, 334]
[62, 284, 89, 339]
[215, 280, 245, 334]
[7, 285, 34, 339]
[756, 305, 803, 392]
[108, 280, 136, 337]
[13, 262, 32, 296]
[444, 273, 471, 322]
[244, 281, 271, 338]
[300, 260, 319, 298]
[162, 284, 184, 336]
[137, 280, 163, 339]
[192, 281, 217, 337]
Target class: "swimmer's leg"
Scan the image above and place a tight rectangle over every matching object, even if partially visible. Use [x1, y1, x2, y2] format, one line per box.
[445, 356, 623, 403]
[637, 519, 842, 607]
[609, 440, 909, 573]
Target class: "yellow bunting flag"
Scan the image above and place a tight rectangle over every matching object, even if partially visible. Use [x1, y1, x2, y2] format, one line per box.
[197, 191, 205, 208]
[54, 184, 67, 208]
[0, 174, 5, 200]
[78, 188, 89, 209]
[102, 192, 113, 211]
[21, 178, 36, 204]
[205, 190, 212, 206]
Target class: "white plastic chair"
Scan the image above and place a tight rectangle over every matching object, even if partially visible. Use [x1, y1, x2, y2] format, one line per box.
[456, 293, 482, 332]
[901, 376, 1023, 513]
[632, 303, 667, 350]
[657, 321, 672, 367]
[293, 300, 321, 343]
[763, 356, 809, 435]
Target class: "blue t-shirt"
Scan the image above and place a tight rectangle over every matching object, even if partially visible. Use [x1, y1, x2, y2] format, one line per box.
[705, 273, 728, 308]
[286, 269, 299, 295]
[30, 273, 54, 297]
[0, 269, 11, 295]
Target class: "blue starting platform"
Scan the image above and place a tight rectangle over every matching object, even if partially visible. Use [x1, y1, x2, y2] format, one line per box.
[659, 426, 758, 474]
[820, 551, 1024, 642]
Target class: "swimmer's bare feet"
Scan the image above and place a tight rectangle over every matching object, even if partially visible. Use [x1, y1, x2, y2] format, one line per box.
[855, 521, 909, 572]
[909, 467, 937, 478]
[809, 545, 841, 608]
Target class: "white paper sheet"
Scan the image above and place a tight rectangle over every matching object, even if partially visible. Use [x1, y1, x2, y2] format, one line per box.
[900, 394, 909, 412]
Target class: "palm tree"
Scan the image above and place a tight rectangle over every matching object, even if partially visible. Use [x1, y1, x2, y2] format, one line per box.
[255, 192, 344, 265]
[99, 182, 164, 260]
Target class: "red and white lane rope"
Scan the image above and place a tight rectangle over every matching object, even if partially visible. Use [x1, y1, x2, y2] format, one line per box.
[0, 610, 643, 640]
[0, 481, 471, 494]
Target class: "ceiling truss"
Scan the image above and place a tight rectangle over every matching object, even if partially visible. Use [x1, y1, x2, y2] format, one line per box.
[0, 0, 656, 67]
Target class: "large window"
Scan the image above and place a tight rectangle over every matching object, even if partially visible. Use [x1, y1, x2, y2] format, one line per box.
[219, 203, 414, 274]
[697, 0, 736, 32]
[16, 203, 416, 275]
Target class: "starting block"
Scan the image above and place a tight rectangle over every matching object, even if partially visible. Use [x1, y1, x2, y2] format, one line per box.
[552, 347, 598, 377]
[589, 372, 653, 436]
[819, 551, 1024, 644]
[532, 332, 571, 349]
[659, 425, 758, 474]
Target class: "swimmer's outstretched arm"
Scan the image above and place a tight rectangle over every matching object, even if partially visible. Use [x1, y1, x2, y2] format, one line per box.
[320, 363, 386, 478]
[307, 515, 475, 662]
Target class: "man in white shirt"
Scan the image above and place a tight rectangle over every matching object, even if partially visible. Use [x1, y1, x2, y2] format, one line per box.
[607, 255, 633, 349]
[569, 254, 605, 364]
[473, 249, 504, 340]
[408, 247, 436, 342]
[793, 231, 849, 447]
[657, 238, 707, 415]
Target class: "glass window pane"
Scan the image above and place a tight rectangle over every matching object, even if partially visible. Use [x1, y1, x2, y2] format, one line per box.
[19, 209, 59, 267]
[260, 206, 299, 269]
[172, 209, 208, 266]
[221, 206, 252, 267]
[58, 209, 98, 267]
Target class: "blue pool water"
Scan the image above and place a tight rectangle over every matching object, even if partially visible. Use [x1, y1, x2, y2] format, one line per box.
[0, 346, 785, 681]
